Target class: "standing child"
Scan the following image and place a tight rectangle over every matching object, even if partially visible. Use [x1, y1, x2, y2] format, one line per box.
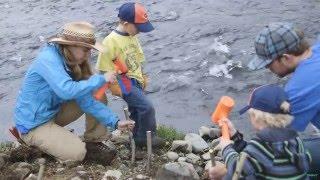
[209, 85, 311, 179]
[96, 2, 163, 147]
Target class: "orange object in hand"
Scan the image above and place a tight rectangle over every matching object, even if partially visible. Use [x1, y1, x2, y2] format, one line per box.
[211, 96, 235, 140]
[94, 58, 128, 100]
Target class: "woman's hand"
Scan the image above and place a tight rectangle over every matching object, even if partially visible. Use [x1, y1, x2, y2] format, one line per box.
[209, 161, 227, 180]
[104, 72, 116, 83]
[117, 120, 135, 131]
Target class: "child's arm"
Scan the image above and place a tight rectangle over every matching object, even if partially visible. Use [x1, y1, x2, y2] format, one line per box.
[222, 146, 258, 179]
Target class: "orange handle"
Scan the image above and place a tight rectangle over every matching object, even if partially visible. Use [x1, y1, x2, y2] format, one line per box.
[221, 121, 230, 140]
[211, 96, 235, 140]
[94, 83, 109, 100]
[94, 58, 128, 100]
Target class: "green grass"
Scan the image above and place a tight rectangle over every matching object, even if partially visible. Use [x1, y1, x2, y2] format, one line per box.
[157, 124, 185, 143]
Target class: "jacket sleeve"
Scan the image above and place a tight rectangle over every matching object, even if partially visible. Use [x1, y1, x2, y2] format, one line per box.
[222, 145, 258, 179]
[75, 94, 119, 129]
[35, 53, 106, 100]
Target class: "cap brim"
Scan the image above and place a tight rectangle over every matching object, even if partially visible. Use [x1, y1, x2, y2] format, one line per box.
[247, 55, 272, 71]
[135, 21, 154, 33]
[239, 105, 251, 115]
[49, 38, 107, 53]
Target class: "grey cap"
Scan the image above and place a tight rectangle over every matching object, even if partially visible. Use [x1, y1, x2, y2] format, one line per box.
[249, 22, 301, 70]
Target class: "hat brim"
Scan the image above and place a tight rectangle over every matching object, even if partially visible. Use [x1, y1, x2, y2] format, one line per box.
[49, 37, 107, 53]
[239, 105, 251, 115]
[135, 21, 154, 33]
[248, 55, 273, 71]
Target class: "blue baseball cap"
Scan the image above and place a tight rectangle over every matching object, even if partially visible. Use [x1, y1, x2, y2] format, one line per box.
[239, 84, 289, 115]
[118, 2, 154, 33]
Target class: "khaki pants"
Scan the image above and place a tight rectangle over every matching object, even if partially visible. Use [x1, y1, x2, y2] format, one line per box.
[21, 98, 110, 161]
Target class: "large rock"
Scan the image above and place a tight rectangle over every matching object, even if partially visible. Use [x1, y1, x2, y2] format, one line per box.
[156, 162, 200, 180]
[199, 126, 221, 140]
[178, 157, 187, 162]
[103, 170, 122, 180]
[111, 130, 129, 144]
[167, 151, 179, 161]
[171, 140, 192, 153]
[17, 162, 33, 171]
[210, 138, 221, 149]
[201, 152, 211, 161]
[184, 133, 209, 153]
[186, 153, 201, 164]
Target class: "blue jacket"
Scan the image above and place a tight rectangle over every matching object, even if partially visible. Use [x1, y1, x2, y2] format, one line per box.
[14, 43, 119, 134]
[285, 42, 320, 131]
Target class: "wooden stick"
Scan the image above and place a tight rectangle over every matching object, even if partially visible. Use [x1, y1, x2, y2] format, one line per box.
[123, 106, 136, 164]
[209, 149, 216, 167]
[146, 131, 152, 171]
[37, 158, 46, 180]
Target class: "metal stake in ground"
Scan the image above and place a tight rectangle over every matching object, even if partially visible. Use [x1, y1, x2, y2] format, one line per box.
[123, 106, 135, 164]
[146, 131, 152, 172]
[209, 149, 216, 167]
[37, 158, 46, 180]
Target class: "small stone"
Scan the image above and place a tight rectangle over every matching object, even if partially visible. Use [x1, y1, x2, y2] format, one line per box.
[13, 168, 31, 179]
[135, 174, 150, 179]
[56, 168, 65, 173]
[205, 161, 212, 170]
[178, 157, 187, 162]
[25, 173, 37, 180]
[156, 162, 199, 180]
[210, 138, 221, 149]
[76, 165, 85, 171]
[171, 140, 192, 153]
[70, 176, 82, 180]
[61, 160, 77, 168]
[167, 151, 179, 161]
[17, 162, 33, 171]
[201, 152, 211, 161]
[77, 171, 87, 176]
[186, 153, 201, 164]
[0, 154, 8, 169]
[194, 165, 204, 176]
[210, 128, 222, 139]
[103, 170, 122, 180]
[119, 164, 127, 171]
[185, 133, 209, 153]
[97, 165, 105, 169]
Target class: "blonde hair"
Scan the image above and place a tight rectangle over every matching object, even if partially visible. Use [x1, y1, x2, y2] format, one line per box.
[59, 45, 92, 81]
[248, 101, 292, 128]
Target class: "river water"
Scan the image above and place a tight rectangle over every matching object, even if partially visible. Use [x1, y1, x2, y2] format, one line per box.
[1, 0, 320, 141]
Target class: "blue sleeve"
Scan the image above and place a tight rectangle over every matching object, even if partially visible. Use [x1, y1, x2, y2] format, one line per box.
[289, 108, 318, 131]
[75, 94, 119, 129]
[222, 145, 258, 179]
[34, 52, 106, 100]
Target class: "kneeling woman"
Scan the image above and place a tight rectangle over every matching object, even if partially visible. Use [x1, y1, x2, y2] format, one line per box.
[14, 22, 134, 164]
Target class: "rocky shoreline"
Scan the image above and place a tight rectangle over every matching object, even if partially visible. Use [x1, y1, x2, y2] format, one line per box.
[0, 125, 223, 179]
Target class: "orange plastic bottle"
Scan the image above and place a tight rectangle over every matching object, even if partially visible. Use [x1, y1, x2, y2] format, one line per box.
[211, 96, 235, 140]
